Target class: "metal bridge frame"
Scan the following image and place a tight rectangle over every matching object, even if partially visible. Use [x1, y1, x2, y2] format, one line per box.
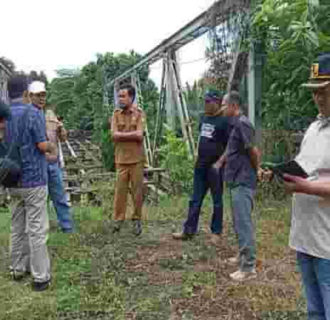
[106, 1, 259, 166]
[0, 61, 12, 105]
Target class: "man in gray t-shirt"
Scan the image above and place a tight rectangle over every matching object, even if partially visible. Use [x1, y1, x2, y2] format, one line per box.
[221, 91, 261, 281]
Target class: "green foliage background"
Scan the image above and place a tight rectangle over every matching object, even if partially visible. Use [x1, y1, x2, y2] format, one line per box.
[251, 0, 330, 130]
[48, 51, 159, 171]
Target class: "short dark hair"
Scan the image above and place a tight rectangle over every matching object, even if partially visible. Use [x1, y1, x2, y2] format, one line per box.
[226, 91, 241, 105]
[119, 84, 136, 100]
[8, 74, 30, 100]
[224, 91, 248, 115]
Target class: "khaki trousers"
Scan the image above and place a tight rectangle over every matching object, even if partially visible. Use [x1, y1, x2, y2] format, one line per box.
[114, 162, 144, 221]
[9, 186, 51, 283]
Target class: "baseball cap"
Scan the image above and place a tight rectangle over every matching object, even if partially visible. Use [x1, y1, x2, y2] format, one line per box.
[301, 53, 330, 89]
[28, 81, 46, 93]
[204, 89, 223, 103]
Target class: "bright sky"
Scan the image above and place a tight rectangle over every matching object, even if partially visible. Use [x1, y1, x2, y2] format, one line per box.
[1, 0, 215, 86]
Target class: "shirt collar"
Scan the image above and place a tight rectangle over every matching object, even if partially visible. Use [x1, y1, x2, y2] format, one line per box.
[316, 114, 330, 129]
[10, 98, 24, 104]
[32, 103, 42, 111]
[118, 107, 133, 114]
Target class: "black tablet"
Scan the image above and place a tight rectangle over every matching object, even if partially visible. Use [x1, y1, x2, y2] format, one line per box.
[272, 160, 308, 179]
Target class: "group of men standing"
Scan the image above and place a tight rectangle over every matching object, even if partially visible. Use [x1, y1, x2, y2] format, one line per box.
[171, 89, 260, 281]
[2, 53, 330, 318]
[3, 75, 74, 291]
[110, 83, 260, 281]
[110, 53, 330, 318]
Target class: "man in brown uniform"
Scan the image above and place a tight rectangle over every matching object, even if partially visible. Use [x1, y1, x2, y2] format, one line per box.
[111, 84, 145, 235]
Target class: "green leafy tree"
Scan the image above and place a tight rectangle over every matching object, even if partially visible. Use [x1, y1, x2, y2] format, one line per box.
[251, 0, 330, 130]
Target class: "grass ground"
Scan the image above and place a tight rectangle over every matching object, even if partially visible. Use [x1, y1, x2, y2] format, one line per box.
[0, 188, 307, 320]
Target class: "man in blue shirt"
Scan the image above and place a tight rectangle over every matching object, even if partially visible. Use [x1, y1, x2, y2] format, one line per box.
[221, 91, 260, 281]
[173, 90, 232, 241]
[6, 75, 56, 291]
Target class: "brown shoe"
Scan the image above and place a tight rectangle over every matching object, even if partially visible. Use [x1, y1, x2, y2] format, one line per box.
[172, 232, 194, 240]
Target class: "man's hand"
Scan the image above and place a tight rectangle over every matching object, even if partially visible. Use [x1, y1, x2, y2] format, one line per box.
[258, 168, 273, 182]
[36, 141, 56, 155]
[57, 122, 67, 142]
[46, 142, 57, 154]
[213, 155, 226, 170]
[113, 131, 143, 142]
[283, 174, 308, 194]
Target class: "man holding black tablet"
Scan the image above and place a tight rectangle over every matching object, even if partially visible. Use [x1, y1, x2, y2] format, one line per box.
[262, 53, 330, 319]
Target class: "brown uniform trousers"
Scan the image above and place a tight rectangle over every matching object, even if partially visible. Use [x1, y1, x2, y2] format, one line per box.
[114, 162, 144, 220]
[111, 107, 145, 221]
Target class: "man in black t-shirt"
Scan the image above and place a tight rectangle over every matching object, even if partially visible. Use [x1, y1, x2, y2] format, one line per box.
[173, 90, 232, 240]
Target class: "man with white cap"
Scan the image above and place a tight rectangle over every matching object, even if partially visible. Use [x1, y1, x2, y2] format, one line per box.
[29, 82, 74, 232]
[6, 77, 56, 291]
[29, 81, 47, 110]
[262, 53, 330, 319]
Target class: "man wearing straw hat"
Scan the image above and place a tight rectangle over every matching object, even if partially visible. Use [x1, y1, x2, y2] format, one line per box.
[262, 53, 330, 319]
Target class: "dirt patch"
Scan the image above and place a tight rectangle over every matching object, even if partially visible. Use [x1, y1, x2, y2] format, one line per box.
[124, 228, 301, 319]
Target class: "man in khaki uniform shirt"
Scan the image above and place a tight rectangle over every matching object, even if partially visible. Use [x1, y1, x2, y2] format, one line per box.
[111, 84, 145, 235]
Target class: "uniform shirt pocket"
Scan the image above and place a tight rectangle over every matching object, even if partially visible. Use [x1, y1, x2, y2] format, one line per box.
[130, 117, 138, 131]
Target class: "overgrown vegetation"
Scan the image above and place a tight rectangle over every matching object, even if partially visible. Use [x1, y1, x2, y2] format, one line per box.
[0, 186, 305, 320]
[251, 0, 330, 131]
[2, 1, 328, 318]
[158, 130, 194, 194]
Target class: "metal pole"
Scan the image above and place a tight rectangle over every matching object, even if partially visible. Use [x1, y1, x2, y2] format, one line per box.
[168, 52, 194, 159]
[165, 53, 176, 130]
[135, 73, 153, 166]
[171, 52, 195, 158]
[248, 40, 263, 143]
[152, 58, 167, 165]
[248, 47, 256, 127]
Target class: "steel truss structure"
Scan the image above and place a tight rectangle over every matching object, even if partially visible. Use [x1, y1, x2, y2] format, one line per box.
[106, 0, 256, 167]
[0, 61, 12, 105]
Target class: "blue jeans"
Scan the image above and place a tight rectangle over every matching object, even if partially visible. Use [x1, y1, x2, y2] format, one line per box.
[183, 166, 223, 234]
[229, 183, 256, 272]
[47, 162, 73, 232]
[297, 251, 330, 320]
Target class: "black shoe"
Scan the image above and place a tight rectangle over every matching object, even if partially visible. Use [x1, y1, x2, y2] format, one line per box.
[134, 220, 142, 236]
[32, 279, 50, 292]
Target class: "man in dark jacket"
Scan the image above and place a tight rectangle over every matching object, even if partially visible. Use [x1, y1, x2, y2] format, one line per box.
[173, 90, 232, 241]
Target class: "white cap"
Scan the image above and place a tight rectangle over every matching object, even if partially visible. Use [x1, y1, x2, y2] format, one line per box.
[28, 81, 46, 93]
